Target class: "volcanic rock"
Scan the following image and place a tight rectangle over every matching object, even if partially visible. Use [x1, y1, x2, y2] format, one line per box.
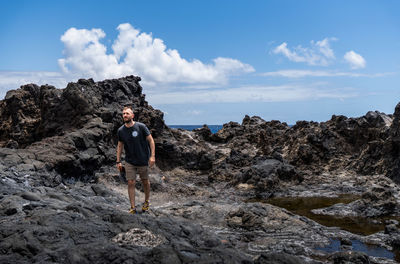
[0, 76, 190, 181]
[1, 75, 400, 263]
[254, 252, 306, 264]
[331, 251, 370, 264]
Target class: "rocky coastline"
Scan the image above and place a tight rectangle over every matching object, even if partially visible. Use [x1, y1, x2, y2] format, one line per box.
[1, 76, 400, 263]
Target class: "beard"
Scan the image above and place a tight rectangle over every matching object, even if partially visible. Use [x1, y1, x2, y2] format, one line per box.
[124, 117, 133, 124]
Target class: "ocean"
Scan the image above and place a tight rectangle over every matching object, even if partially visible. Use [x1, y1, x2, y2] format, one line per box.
[169, 125, 223, 134]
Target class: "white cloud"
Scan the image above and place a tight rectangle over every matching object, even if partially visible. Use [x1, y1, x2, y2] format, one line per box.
[261, 69, 391, 78]
[0, 71, 69, 99]
[58, 23, 254, 85]
[186, 110, 203, 116]
[272, 38, 336, 66]
[147, 84, 357, 105]
[344, 50, 366, 69]
[58, 27, 122, 79]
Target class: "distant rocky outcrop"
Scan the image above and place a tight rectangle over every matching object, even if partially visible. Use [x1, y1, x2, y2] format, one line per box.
[194, 110, 398, 184]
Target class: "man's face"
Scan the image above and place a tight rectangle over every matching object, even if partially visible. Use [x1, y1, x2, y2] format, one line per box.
[122, 109, 134, 123]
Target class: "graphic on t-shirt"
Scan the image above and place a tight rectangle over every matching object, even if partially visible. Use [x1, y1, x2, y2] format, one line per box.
[132, 131, 138, 137]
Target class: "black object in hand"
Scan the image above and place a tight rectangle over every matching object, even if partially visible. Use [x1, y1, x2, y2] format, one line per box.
[119, 166, 127, 183]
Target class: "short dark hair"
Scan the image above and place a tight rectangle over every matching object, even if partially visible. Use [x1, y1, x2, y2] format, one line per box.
[123, 104, 133, 111]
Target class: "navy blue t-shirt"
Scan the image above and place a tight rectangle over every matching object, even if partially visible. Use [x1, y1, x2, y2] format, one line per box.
[117, 122, 151, 166]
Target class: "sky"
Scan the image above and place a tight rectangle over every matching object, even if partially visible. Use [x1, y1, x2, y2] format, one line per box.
[1, 0, 399, 125]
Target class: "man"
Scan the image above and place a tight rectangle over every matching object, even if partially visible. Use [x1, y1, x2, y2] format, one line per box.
[116, 106, 155, 214]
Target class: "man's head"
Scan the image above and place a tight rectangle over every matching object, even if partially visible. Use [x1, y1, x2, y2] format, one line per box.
[122, 106, 134, 124]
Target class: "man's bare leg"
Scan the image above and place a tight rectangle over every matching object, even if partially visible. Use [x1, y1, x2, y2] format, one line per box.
[142, 179, 150, 202]
[128, 180, 136, 208]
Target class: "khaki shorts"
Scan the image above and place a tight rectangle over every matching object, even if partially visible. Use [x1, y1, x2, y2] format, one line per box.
[124, 162, 149, 181]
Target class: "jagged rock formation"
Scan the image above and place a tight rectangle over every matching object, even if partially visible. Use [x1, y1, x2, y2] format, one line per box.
[1, 76, 400, 263]
[193, 110, 398, 184]
[0, 76, 258, 263]
[2, 75, 399, 185]
[374, 102, 400, 183]
[0, 77, 154, 147]
[0, 76, 167, 178]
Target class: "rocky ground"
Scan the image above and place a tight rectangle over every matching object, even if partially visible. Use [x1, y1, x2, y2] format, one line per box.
[1, 76, 400, 263]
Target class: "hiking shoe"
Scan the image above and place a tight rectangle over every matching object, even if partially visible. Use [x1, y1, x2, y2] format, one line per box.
[129, 207, 137, 214]
[142, 200, 150, 212]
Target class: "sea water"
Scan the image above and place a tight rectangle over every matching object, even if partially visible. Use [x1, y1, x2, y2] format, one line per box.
[169, 125, 223, 134]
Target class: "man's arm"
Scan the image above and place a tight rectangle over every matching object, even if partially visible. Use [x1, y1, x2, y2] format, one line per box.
[116, 141, 124, 170]
[146, 134, 155, 167]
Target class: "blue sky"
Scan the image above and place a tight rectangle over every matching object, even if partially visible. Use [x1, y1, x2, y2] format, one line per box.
[1, 0, 399, 125]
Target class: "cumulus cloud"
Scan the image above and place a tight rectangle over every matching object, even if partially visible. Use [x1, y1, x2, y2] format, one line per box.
[147, 84, 357, 105]
[344, 50, 366, 69]
[58, 23, 254, 85]
[261, 69, 389, 78]
[272, 38, 336, 66]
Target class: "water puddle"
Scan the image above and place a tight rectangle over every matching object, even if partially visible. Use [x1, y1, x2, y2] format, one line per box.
[249, 195, 399, 236]
[248, 195, 400, 261]
[316, 238, 398, 262]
